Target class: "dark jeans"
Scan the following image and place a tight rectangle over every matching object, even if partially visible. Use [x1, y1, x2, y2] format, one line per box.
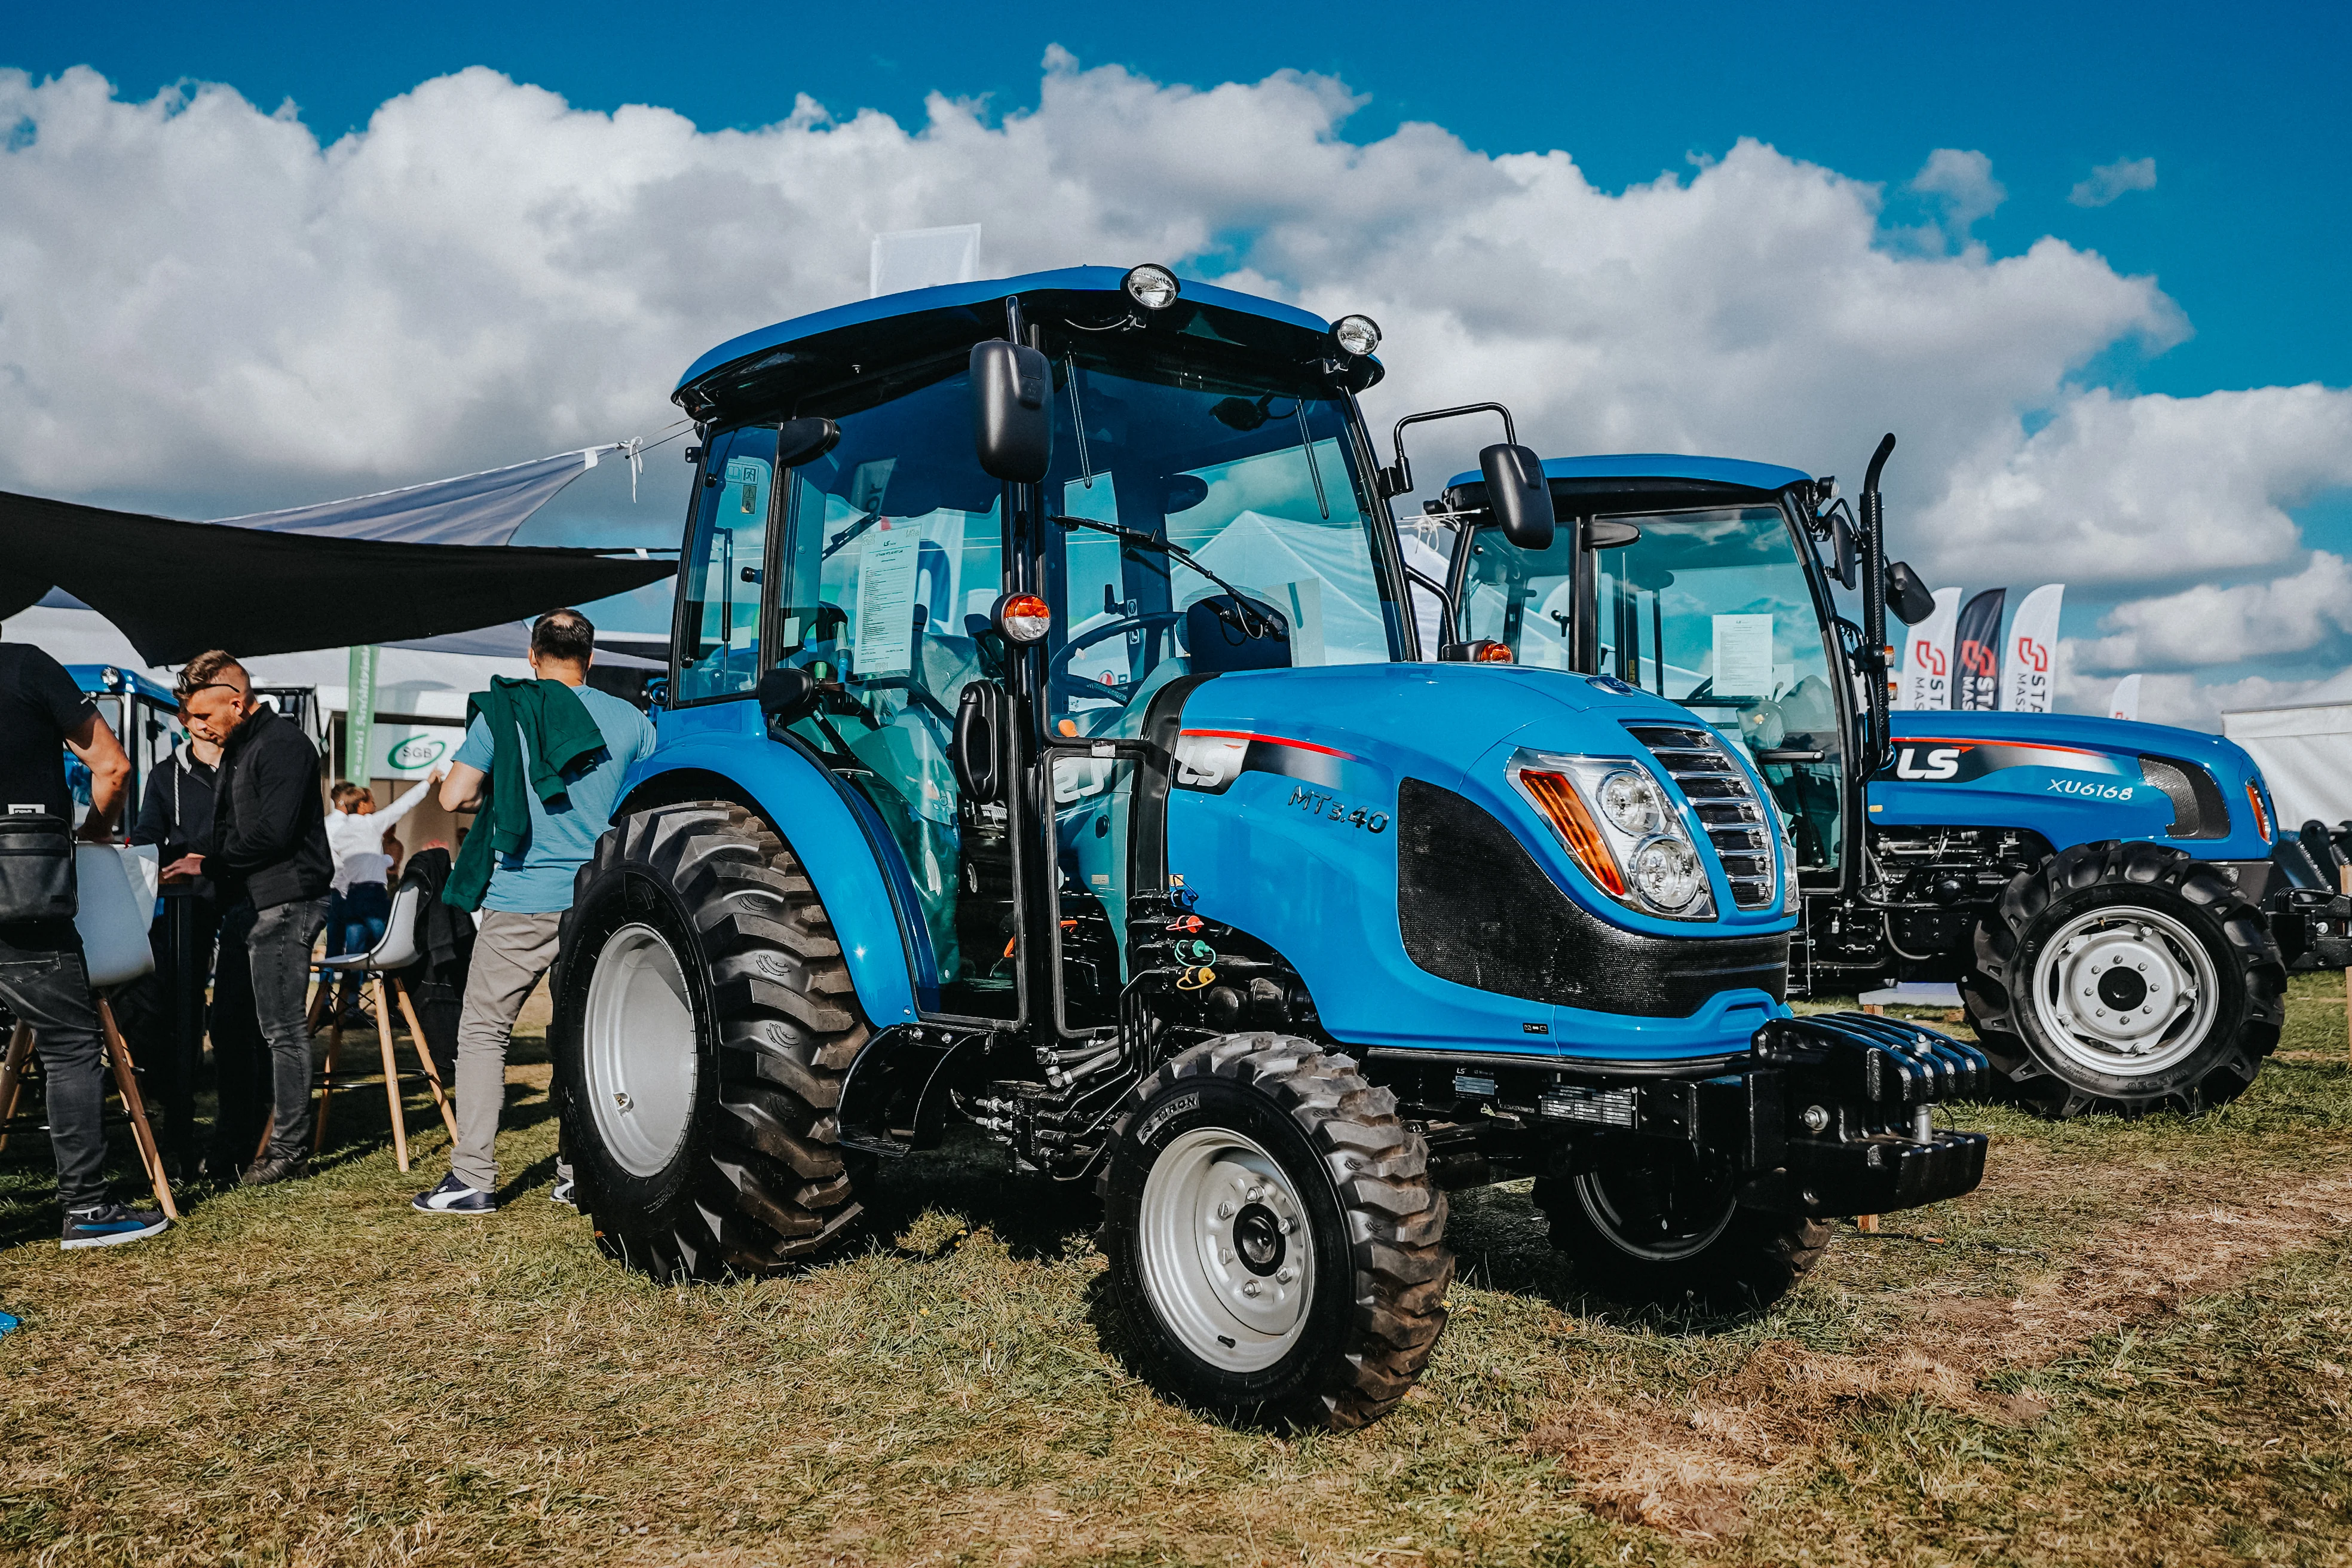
[207, 901, 268, 1175]
[249, 896, 327, 1162]
[0, 921, 111, 1209]
[329, 883, 390, 1010]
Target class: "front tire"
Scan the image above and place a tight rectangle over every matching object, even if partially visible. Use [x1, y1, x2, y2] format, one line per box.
[1965, 841, 2284, 1117]
[1098, 1034, 1453, 1429]
[552, 801, 865, 1280]
[1532, 1155, 1829, 1311]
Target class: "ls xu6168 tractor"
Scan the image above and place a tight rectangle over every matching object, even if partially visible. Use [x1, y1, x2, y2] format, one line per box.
[1431, 442, 2351, 1122]
[551, 268, 1989, 1429]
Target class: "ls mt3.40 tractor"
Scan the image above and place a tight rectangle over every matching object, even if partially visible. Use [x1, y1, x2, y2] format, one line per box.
[552, 267, 1988, 1429]
[1432, 445, 2348, 1120]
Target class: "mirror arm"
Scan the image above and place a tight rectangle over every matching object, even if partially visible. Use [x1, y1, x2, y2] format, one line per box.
[1401, 564, 1459, 651]
[1386, 402, 1521, 500]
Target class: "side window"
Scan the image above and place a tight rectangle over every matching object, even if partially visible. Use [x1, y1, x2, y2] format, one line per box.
[774, 369, 1015, 1018]
[674, 426, 779, 704]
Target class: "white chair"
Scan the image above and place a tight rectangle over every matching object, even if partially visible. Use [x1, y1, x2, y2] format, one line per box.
[0, 845, 177, 1218]
[311, 883, 458, 1171]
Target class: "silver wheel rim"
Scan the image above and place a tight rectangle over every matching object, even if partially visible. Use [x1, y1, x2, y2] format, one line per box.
[2030, 905, 2218, 1079]
[1137, 1126, 1316, 1373]
[582, 922, 700, 1178]
[1575, 1169, 1736, 1262]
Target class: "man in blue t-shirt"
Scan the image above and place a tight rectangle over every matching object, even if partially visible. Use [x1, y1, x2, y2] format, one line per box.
[412, 609, 655, 1215]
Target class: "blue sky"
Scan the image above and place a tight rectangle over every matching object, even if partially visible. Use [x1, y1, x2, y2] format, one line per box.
[4, 2, 2348, 722]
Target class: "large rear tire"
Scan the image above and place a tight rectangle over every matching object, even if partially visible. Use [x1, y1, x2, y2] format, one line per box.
[1965, 840, 2284, 1117]
[1531, 1155, 1829, 1311]
[1098, 1034, 1453, 1429]
[552, 801, 865, 1280]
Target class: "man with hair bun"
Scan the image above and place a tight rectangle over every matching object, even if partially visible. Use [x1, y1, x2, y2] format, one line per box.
[164, 650, 333, 1186]
[416, 608, 654, 1215]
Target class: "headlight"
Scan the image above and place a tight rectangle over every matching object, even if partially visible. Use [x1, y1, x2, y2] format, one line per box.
[1122, 264, 1181, 311]
[1333, 314, 1382, 357]
[1628, 837, 1703, 911]
[1507, 749, 1717, 920]
[1597, 770, 1661, 835]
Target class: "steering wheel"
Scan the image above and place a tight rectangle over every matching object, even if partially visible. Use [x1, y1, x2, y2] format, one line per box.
[1049, 610, 1188, 705]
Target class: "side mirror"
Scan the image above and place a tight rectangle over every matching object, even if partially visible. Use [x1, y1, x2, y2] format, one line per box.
[1479, 443, 1555, 550]
[757, 666, 819, 727]
[1832, 510, 1858, 589]
[970, 340, 1050, 483]
[950, 681, 1006, 803]
[776, 417, 841, 470]
[1885, 560, 1937, 626]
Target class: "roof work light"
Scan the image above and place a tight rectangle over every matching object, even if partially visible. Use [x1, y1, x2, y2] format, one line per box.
[1123, 265, 1181, 311]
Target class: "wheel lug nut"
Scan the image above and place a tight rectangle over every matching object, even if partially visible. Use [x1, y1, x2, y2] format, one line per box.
[1247, 1186, 1264, 1203]
[1277, 1266, 1294, 1284]
[1220, 1247, 1234, 1265]
[1217, 1201, 1235, 1219]
[1242, 1279, 1261, 1297]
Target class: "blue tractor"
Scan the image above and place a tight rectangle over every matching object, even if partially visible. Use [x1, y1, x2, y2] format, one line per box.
[552, 270, 1989, 1428]
[1429, 442, 2343, 1120]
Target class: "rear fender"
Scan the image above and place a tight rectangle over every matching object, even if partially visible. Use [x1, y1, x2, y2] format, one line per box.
[617, 702, 926, 1027]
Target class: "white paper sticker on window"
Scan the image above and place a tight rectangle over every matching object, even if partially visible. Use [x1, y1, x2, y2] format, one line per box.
[853, 530, 921, 676]
[1712, 614, 1774, 697]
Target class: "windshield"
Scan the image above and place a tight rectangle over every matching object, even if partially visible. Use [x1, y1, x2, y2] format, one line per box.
[1039, 339, 1405, 738]
[1460, 503, 1846, 874]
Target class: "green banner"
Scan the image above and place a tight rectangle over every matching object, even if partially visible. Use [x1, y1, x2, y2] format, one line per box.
[345, 644, 379, 784]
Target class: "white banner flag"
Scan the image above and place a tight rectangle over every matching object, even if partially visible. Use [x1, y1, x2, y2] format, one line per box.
[1898, 587, 1963, 711]
[2002, 583, 2065, 713]
[2108, 673, 2142, 722]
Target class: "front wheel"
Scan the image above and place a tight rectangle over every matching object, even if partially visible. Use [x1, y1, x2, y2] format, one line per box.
[1532, 1154, 1829, 1310]
[551, 801, 866, 1280]
[1098, 1034, 1453, 1429]
[1965, 841, 2284, 1117]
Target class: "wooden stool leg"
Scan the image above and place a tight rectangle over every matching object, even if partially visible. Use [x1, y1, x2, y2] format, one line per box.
[99, 1000, 179, 1221]
[0, 1022, 33, 1153]
[373, 975, 409, 1172]
[305, 973, 330, 1036]
[313, 1004, 345, 1154]
[391, 978, 459, 1143]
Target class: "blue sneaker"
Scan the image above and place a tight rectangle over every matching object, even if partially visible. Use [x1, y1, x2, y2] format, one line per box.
[412, 1174, 495, 1215]
[61, 1202, 170, 1250]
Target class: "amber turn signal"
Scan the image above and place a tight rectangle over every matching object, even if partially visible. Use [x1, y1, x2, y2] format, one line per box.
[1514, 768, 1627, 896]
[994, 592, 1052, 644]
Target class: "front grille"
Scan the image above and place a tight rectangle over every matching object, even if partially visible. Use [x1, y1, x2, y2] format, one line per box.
[1625, 723, 1776, 909]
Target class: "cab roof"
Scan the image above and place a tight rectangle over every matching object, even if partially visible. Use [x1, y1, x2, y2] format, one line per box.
[1446, 453, 1814, 493]
[66, 664, 173, 704]
[675, 266, 1368, 422]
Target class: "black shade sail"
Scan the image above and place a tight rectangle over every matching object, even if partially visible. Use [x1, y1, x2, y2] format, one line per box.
[0, 489, 677, 666]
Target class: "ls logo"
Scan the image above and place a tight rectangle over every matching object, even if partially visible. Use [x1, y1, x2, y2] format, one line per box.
[1894, 746, 1962, 780]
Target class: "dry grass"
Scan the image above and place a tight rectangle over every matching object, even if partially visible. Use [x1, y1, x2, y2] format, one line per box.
[2, 978, 2351, 1565]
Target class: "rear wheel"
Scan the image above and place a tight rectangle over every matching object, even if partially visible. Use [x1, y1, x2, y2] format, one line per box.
[1532, 1154, 1829, 1310]
[1098, 1034, 1453, 1429]
[1965, 841, 2284, 1117]
[552, 801, 865, 1280]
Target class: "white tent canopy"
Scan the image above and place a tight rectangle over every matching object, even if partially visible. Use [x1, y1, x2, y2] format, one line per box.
[2225, 688, 2352, 832]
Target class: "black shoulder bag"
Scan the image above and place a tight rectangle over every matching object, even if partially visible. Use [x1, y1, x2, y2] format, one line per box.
[0, 809, 76, 922]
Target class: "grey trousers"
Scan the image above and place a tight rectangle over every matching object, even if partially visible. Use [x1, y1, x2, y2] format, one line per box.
[452, 910, 566, 1194]
[0, 922, 110, 1208]
[250, 896, 329, 1162]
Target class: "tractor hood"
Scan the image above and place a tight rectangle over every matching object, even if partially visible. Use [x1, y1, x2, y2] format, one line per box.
[1155, 662, 1797, 1063]
[1879, 710, 2277, 859]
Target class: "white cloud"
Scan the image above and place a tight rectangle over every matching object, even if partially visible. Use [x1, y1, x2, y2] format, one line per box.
[0, 55, 2344, 731]
[2074, 551, 2352, 672]
[2070, 156, 2158, 208]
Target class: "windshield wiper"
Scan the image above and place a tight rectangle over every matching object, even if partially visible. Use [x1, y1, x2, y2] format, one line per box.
[1049, 514, 1283, 636]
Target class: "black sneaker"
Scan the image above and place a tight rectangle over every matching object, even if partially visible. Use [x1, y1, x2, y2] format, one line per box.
[412, 1174, 495, 1215]
[549, 1177, 577, 1209]
[61, 1202, 170, 1250]
[240, 1152, 311, 1187]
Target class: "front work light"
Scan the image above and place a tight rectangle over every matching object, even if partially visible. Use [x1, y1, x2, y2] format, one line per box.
[994, 592, 1053, 644]
[1123, 264, 1181, 311]
[1332, 314, 1382, 357]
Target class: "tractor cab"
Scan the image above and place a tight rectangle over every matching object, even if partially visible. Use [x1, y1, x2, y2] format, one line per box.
[1428, 457, 1861, 897]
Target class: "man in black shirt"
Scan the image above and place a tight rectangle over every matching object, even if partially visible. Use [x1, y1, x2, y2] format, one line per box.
[163, 650, 333, 1186]
[0, 640, 166, 1248]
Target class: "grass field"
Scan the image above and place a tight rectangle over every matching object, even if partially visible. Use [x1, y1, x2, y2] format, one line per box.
[4, 978, 2351, 1566]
